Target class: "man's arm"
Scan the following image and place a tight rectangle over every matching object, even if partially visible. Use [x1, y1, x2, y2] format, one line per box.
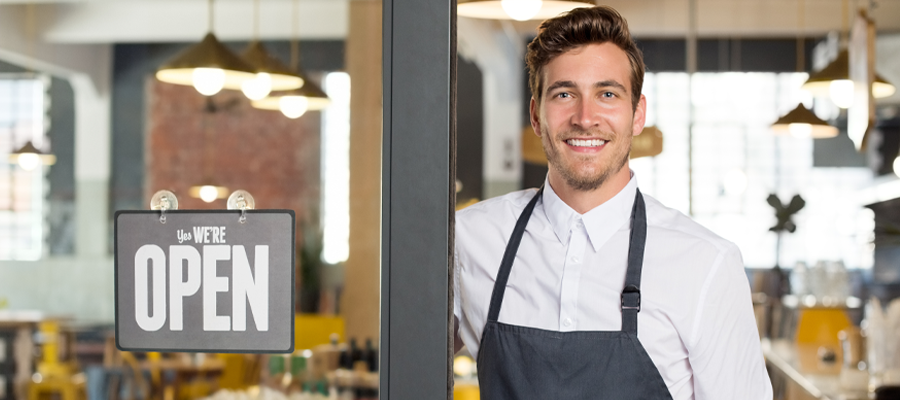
[454, 316, 464, 354]
[689, 248, 773, 400]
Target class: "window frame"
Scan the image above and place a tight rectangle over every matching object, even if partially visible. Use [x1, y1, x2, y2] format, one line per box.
[380, 0, 457, 398]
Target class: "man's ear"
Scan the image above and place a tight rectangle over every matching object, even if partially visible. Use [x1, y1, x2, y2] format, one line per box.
[632, 94, 647, 136]
[530, 97, 542, 137]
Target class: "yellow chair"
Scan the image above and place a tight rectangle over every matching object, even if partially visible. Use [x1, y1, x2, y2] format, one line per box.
[28, 375, 86, 400]
[28, 321, 86, 400]
[214, 354, 261, 390]
[294, 314, 345, 351]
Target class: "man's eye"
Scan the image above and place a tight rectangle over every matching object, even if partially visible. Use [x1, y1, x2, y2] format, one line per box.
[555, 92, 571, 98]
[601, 92, 615, 98]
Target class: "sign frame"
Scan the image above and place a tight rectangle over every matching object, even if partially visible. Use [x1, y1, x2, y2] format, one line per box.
[114, 209, 296, 354]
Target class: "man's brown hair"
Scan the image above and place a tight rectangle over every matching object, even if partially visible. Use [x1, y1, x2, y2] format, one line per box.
[526, 6, 645, 111]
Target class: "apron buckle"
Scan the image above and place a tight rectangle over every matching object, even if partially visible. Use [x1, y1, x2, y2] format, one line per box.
[621, 284, 641, 312]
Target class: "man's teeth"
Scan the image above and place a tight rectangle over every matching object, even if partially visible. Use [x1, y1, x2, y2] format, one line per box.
[566, 139, 607, 147]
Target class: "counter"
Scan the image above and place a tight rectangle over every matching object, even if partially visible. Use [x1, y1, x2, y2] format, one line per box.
[763, 338, 869, 400]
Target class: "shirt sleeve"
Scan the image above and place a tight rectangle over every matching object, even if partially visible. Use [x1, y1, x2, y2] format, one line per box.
[688, 246, 773, 400]
[453, 244, 462, 322]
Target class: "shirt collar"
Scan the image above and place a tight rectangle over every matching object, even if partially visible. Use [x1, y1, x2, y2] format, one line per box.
[542, 172, 638, 252]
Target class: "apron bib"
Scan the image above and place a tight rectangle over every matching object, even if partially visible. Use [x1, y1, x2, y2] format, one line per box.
[476, 188, 674, 400]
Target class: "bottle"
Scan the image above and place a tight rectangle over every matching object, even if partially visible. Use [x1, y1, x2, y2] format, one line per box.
[364, 339, 378, 372]
[349, 338, 362, 366]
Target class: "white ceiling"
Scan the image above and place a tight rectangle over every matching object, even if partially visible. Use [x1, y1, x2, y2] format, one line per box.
[1, 0, 899, 44]
[1, 0, 350, 43]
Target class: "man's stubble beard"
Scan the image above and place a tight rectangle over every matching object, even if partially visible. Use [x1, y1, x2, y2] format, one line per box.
[541, 123, 631, 192]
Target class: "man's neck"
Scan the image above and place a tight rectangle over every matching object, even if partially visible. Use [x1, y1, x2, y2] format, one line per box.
[547, 165, 632, 214]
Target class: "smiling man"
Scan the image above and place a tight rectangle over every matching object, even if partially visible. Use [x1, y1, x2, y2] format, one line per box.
[453, 6, 773, 400]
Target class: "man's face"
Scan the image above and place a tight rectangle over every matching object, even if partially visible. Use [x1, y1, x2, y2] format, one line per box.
[530, 42, 646, 192]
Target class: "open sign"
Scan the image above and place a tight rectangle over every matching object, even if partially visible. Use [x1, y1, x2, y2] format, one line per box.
[115, 210, 295, 353]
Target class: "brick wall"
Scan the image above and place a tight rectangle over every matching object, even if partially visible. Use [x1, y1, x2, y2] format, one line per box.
[145, 80, 321, 241]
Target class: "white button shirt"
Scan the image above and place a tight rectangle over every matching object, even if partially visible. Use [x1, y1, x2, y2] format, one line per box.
[454, 175, 773, 400]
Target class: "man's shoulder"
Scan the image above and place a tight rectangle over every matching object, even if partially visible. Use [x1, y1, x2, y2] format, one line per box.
[456, 188, 541, 224]
[643, 193, 740, 255]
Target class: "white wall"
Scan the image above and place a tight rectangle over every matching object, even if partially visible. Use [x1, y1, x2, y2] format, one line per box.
[0, 4, 113, 322]
[458, 17, 524, 198]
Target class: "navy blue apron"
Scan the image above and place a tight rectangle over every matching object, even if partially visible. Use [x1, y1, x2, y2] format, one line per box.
[476, 188, 674, 399]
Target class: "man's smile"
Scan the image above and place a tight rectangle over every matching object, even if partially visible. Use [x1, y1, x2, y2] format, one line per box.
[565, 138, 608, 147]
[564, 138, 609, 153]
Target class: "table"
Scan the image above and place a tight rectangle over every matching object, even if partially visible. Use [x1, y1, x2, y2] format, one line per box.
[763, 338, 869, 400]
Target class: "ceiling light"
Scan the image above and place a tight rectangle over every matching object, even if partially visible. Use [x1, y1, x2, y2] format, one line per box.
[8, 141, 56, 171]
[156, 0, 257, 96]
[189, 183, 229, 203]
[771, 103, 838, 139]
[279, 96, 309, 119]
[156, 33, 257, 97]
[241, 72, 272, 101]
[801, 49, 896, 108]
[251, 0, 329, 117]
[501, 0, 543, 21]
[458, 0, 593, 21]
[238, 0, 304, 99]
[238, 42, 305, 100]
[252, 77, 330, 116]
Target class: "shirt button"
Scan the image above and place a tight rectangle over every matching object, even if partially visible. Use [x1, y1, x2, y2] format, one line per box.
[563, 318, 572, 327]
[571, 257, 580, 263]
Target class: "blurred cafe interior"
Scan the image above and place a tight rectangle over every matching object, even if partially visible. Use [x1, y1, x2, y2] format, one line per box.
[0, 0, 899, 399]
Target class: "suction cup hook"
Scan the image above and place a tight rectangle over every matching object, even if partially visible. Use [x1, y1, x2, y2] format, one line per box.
[150, 190, 178, 224]
[227, 190, 255, 224]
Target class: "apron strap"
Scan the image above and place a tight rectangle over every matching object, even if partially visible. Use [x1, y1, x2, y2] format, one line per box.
[486, 187, 543, 322]
[485, 187, 648, 336]
[621, 190, 647, 335]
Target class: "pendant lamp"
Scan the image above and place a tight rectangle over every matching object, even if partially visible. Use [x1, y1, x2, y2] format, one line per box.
[772, 0, 837, 139]
[251, 0, 330, 118]
[240, 42, 305, 100]
[800, 0, 895, 108]
[238, 0, 304, 101]
[8, 141, 56, 171]
[457, 0, 593, 21]
[771, 104, 839, 139]
[801, 49, 896, 108]
[189, 182, 230, 203]
[251, 78, 330, 118]
[155, 0, 256, 96]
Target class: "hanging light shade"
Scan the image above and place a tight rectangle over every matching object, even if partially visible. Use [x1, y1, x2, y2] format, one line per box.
[238, 41, 305, 100]
[8, 141, 56, 171]
[801, 49, 896, 108]
[631, 126, 663, 159]
[457, 0, 593, 21]
[251, 0, 330, 118]
[156, 33, 257, 96]
[771, 103, 839, 139]
[251, 77, 330, 118]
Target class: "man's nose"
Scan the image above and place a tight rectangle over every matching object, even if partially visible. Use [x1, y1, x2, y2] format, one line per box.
[571, 99, 601, 129]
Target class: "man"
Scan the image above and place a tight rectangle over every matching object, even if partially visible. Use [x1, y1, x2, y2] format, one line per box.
[453, 6, 772, 399]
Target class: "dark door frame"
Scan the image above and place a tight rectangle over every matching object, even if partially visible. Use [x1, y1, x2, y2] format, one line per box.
[380, 0, 457, 398]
